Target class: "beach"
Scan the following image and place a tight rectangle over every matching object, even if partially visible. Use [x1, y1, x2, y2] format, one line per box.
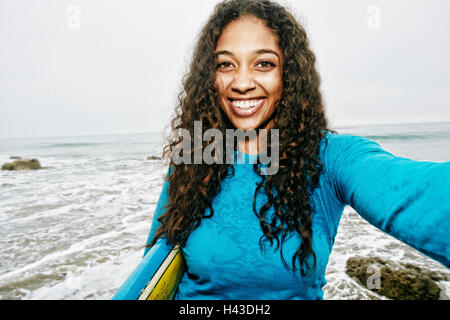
[0, 121, 449, 300]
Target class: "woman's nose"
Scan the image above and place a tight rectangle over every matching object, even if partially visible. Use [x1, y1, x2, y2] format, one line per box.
[231, 68, 256, 94]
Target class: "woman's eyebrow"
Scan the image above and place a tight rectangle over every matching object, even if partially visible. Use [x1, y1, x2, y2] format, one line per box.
[254, 49, 280, 60]
[214, 50, 235, 58]
[214, 49, 281, 61]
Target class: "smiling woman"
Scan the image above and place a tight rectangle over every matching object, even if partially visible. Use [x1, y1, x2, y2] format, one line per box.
[113, 0, 450, 300]
[148, 0, 330, 284]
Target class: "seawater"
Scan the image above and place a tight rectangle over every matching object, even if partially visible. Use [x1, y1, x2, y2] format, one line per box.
[0, 122, 449, 300]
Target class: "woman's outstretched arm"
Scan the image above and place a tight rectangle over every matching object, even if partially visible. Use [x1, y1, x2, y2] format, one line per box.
[322, 133, 450, 267]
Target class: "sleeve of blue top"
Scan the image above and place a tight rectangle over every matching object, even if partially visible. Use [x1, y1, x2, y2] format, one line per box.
[143, 165, 172, 257]
[323, 133, 450, 267]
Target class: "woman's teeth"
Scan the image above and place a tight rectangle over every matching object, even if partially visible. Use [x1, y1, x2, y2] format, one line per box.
[231, 99, 263, 109]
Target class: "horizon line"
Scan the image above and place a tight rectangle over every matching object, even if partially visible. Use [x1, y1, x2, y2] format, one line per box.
[1, 119, 449, 140]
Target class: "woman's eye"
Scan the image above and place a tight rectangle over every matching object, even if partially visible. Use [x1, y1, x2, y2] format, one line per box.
[257, 61, 276, 70]
[217, 62, 233, 69]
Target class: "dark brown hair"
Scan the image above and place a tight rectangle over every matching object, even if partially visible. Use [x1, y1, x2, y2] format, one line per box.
[151, 0, 329, 276]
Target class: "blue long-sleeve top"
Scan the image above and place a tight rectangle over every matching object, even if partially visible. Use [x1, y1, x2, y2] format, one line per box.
[144, 132, 450, 300]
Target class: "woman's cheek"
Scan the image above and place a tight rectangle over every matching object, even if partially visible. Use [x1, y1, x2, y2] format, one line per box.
[258, 73, 282, 97]
[215, 72, 231, 88]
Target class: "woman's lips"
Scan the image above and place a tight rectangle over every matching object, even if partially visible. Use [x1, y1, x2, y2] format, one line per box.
[227, 98, 266, 117]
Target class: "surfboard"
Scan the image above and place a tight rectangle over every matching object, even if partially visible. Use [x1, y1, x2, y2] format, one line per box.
[112, 240, 185, 300]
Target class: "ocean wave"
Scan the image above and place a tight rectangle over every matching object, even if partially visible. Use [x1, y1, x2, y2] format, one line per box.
[37, 142, 108, 149]
[362, 131, 449, 141]
[364, 134, 430, 140]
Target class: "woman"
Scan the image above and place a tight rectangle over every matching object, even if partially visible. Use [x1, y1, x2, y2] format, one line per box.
[144, 0, 449, 299]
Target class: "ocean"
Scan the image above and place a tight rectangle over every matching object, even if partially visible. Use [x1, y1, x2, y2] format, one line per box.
[0, 122, 449, 300]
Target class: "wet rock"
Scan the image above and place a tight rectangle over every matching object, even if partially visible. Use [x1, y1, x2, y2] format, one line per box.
[146, 155, 161, 160]
[345, 256, 447, 300]
[1, 159, 42, 171]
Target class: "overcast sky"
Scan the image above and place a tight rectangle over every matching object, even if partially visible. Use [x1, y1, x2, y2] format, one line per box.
[1, 0, 449, 139]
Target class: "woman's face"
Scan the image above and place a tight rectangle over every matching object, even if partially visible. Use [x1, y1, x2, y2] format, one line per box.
[214, 16, 283, 131]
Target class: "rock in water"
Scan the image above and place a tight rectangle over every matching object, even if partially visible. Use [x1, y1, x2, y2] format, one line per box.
[1, 159, 42, 171]
[146, 155, 161, 160]
[345, 256, 446, 300]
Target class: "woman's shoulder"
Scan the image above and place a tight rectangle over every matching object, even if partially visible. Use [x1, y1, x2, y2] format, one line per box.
[320, 130, 377, 148]
[320, 130, 384, 154]
[318, 130, 389, 172]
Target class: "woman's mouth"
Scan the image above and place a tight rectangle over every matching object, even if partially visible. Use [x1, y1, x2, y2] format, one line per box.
[227, 98, 266, 117]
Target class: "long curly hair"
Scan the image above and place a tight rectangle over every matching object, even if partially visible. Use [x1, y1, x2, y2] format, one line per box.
[150, 0, 330, 276]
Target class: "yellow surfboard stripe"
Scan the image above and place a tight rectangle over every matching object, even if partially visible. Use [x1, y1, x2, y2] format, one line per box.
[138, 244, 186, 300]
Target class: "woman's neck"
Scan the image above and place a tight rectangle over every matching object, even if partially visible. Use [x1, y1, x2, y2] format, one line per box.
[236, 126, 271, 155]
[237, 139, 259, 155]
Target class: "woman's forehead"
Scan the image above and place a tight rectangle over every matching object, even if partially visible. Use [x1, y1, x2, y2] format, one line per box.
[215, 16, 281, 56]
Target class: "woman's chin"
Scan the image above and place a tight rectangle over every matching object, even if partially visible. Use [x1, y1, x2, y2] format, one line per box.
[231, 121, 260, 131]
